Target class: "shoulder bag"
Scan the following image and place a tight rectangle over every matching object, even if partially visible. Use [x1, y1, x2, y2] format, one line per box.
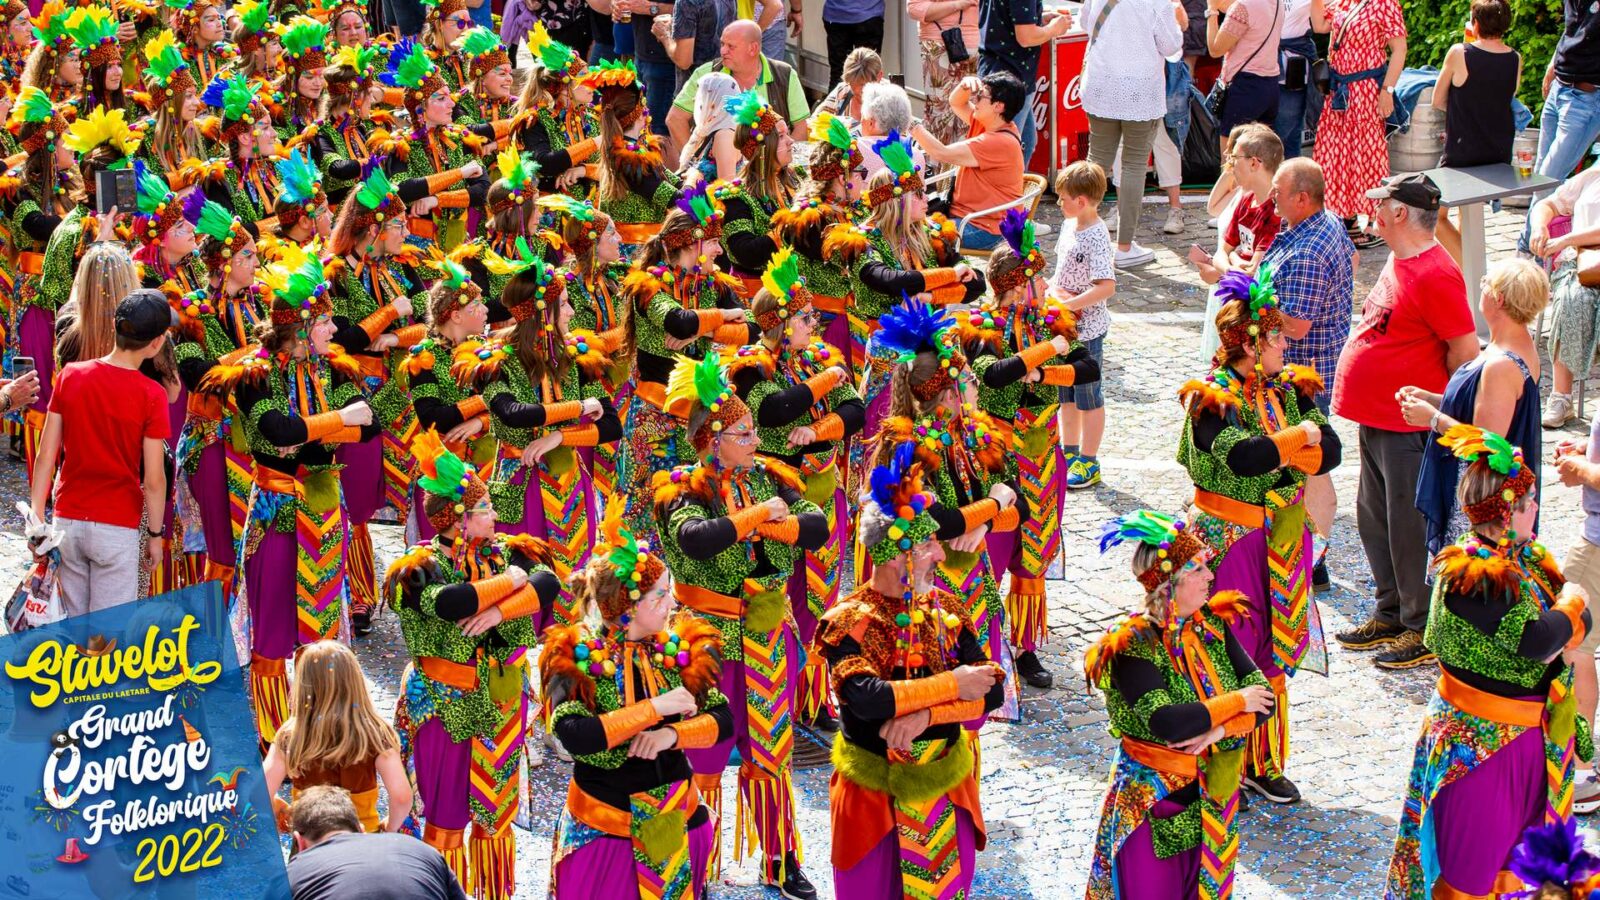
[1204, 0, 1280, 123]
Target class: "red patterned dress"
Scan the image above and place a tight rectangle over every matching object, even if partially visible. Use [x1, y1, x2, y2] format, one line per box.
[1311, 0, 1406, 220]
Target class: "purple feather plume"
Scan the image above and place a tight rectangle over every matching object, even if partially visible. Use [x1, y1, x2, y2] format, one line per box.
[999, 208, 1029, 256]
[180, 189, 206, 226]
[1508, 819, 1600, 894]
[1215, 269, 1256, 305]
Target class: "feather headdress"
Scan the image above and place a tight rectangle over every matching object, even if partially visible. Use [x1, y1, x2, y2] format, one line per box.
[131, 159, 201, 240]
[591, 499, 667, 620]
[724, 89, 780, 159]
[232, 0, 275, 51]
[863, 440, 940, 565]
[989, 208, 1047, 294]
[752, 247, 812, 332]
[262, 239, 334, 326]
[456, 26, 508, 79]
[140, 29, 196, 107]
[64, 104, 140, 157]
[412, 427, 488, 531]
[194, 197, 252, 269]
[578, 56, 638, 97]
[380, 38, 444, 112]
[662, 179, 727, 250]
[65, 5, 120, 67]
[526, 21, 584, 81]
[664, 354, 749, 454]
[339, 161, 404, 233]
[273, 147, 327, 230]
[1439, 424, 1536, 525]
[307, 0, 368, 22]
[1214, 265, 1287, 352]
[1098, 509, 1210, 592]
[277, 15, 329, 74]
[1507, 818, 1600, 899]
[200, 73, 262, 146]
[418, 0, 468, 23]
[6, 86, 67, 153]
[876, 297, 965, 401]
[486, 240, 564, 322]
[866, 131, 924, 207]
[327, 43, 385, 98]
[537, 193, 613, 255]
[807, 111, 863, 183]
[29, 1, 71, 57]
[489, 147, 539, 214]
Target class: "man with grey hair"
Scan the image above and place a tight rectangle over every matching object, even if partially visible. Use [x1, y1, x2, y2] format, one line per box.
[858, 81, 926, 177]
[1331, 172, 1478, 671]
[667, 18, 810, 156]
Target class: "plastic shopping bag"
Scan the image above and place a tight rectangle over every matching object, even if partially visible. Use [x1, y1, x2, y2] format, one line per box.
[4, 549, 64, 632]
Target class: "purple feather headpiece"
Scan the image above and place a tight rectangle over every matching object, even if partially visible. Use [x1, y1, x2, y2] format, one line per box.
[663, 179, 725, 249]
[991, 208, 1045, 293]
[1507, 820, 1600, 897]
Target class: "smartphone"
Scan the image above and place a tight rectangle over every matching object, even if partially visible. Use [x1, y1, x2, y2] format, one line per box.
[95, 169, 136, 216]
[12, 356, 34, 381]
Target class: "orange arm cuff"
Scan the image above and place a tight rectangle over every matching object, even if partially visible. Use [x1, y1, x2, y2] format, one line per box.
[811, 413, 845, 443]
[584, 163, 601, 180]
[494, 584, 542, 620]
[559, 424, 601, 447]
[303, 411, 347, 441]
[727, 504, 771, 540]
[670, 713, 721, 749]
[1287, 444, 1323, 474]
[1018, 341, 1058, 371]
[692, 308, 725, 336]
[928, 283, 968, 305]
[1220, 712, 1258, 738]
[425, 169, 465, 194]
[471, 573, 518, 610]
[921, 267, 959, 290]
[382, 87, 405, 106]
[755, 518, 800, 544]
[323, 425, 365, 444]
[542, 400, 584, 426]
[393, 324, 428, 346]
[805, 369, 843, 402]
[1040, 365, 1076, 387]
[599, 700, 663, 748]
[1558, 594, 1589, 649]
[960, 498, 999, 532]
[889, 671, 961, 715]
[1268, 426, 1310, 465]
[1202, 692, 1247, 728]
[565, 137, 599, 163]
[712, 322, 753, 345]
[435, 189, 471, 209]
[490, 119, 517, 141]
[456, 396, 488, 419]
[359, 305, 401, 342]
[926, 697, 986, 726]
[991, 504, 1021, 533]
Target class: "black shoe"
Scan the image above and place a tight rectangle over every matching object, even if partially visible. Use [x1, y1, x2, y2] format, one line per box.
[351, 607, 372, 637]
[1015, 650, 1054, 689]
[1312, 560, 1331, 594]
[1334, 617, 1406, 651]
[765, 853, 817, 900]
[1374, 630, 1436, 670]
[1241, 773, 1302, 805]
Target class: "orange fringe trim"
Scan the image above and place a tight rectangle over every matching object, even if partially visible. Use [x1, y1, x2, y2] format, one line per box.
[736, 763, 799, 866]
[249, 655, 291, 744]
[1004, 576, 1047, 652]
[469, 824, 515, 900]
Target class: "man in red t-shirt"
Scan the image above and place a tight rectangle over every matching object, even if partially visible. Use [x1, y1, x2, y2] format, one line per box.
[29, 289, 175, 616]
[1331, 174, 1479, 669]
[910, 70, 1027, 251]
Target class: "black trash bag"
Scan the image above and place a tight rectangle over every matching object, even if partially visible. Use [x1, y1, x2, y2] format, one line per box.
[1183, 87, 1222, 186]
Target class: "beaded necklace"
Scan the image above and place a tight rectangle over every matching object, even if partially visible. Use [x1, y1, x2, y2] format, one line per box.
[876, 588, 962, 672]
[573, 626, 691, 704]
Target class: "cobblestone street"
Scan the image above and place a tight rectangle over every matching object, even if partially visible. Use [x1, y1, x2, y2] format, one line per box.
[0, 197, 1581, 897]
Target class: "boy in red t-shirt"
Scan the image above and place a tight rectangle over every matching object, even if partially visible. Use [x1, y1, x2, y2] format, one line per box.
[29, 289, 175, 616]
[1189, 124, 1284, 285]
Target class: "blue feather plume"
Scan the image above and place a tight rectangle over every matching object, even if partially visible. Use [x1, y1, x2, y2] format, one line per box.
[199, 74, 228, 110]
[875, 296, 952, 362]
[869, 441, 916, 512]
[1508, 819, 1600, 892]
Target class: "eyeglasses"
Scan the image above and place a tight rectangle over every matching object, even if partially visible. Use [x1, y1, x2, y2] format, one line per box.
[449, 15, 471, 26]
[723, 425, 757, 443]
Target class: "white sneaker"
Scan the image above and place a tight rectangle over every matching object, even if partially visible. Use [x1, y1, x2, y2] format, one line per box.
[1576, 773, 1600, 815]
[1033, 221, 1053, 236]
[1104, 208, 1119, 235]
[1543, 393, 1576, 428]
[1115, 243, 1156, 267]
[1163, 208, 1185, 235]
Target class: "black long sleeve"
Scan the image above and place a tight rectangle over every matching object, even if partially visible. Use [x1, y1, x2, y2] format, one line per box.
[980, 348, 1099, 390]
[328, 159, 361, 181]
[1191, 389, 1338, 478]
[22, 210, 60, 242]
[413, 394, 467, 432]
[330, 315, 375, 354]
[673, 513, 740, 560]
[754, 382, 827, 428]
[663, 307, 703, 340]
[1113, 628, 1266, 743]
[177, 354, 214, 392]
[723, 196, 778, 273]
[593, 407, 623, 444]
[1446, 589, 1594, 662]
[489, 392, 557, 428]
[859, 261, 930, 296]
[795, 512, 829, 551]
[838, 398, 866, 437]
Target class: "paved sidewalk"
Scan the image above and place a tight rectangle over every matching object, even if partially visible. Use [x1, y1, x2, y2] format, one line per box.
[0, 196, 1585, 897]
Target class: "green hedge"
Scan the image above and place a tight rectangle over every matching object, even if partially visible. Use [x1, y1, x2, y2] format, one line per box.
[1402, 0, 1561, 117]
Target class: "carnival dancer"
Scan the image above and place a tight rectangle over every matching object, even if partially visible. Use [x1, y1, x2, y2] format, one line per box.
[270, 16, 328, 149]
[586, 59, 678, 256]
[1176, 268, 1341, 806]
[819, 440, 1006, 897]
[314, 43, 385, 207]
[616, 180, 753, 544]
[386, 430, 560, 898]
[327, 166, 431, 637]
[405, 257, 493, 542]
[769, 112, 863, 376]
[19, 1, 78, 102]
[453, 27, 516, 126]
[477, 148, 555, 302]
[169, 0, 235, 87]
[230, 0, 279, 85]
[311, 0, 370, 49]
[871, 298, 1022, 720]
[823, 133, 982, 493]
[131, 29, 204, 179]
[1386, 426, 1593, 899]
[418, 0, 472, 90]
[718, 90, 793, 298]
[653, 350, 830, 900]
[64, 5, 125, 116]
[516, 23, 597, 201]
[5, 88, 73, 464]
[537, 193, 629, 500]
[38, 104, 138, 320]
[1084, 509, 1274, 900]
[1, 0, 32, 85]
[196, 241, 377, 746]
[271, 146, 334, 246]
[374, 39, 490, 252]
[453, 249, 620, 630]
[542, 501, 730, 900]
[960, 209, 1100, 690]
[198, 73, 282, 225]
[172, 198, 262, 595]
[736, 249, 864, 730]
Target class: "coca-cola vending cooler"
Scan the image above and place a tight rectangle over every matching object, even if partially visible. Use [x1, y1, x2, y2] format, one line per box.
[1029, 28, 1090, 181]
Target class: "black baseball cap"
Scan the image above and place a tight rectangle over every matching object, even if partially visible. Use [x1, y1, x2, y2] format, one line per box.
[1364, 173, 1441, 211]
[114, 289, 178, 342]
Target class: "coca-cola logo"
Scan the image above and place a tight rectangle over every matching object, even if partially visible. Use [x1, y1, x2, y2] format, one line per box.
[1064, 75, 1083, 110]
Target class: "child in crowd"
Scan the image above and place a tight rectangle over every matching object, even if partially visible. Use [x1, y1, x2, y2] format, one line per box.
[1193, 124, 1285, 359]
[1048, 160, 1117, 489]
[263, 641, 413, 834]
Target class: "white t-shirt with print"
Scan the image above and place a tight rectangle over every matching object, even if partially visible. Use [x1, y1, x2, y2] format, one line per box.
[1049, 219, 1116, 341]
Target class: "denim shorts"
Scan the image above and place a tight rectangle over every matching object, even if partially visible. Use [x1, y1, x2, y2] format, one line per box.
[1059, 335, 1105, 410]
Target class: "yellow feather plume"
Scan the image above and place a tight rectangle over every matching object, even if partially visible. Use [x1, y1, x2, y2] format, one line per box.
[64, 105, 139, 156]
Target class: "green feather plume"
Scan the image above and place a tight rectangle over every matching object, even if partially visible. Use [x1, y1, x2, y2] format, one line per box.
[355, 166, 398, 212]
[194, 198, 237, 242]
[133, 160, 173, 215]
[417, 448, 468, 496]
[535, 193, 596, 224]
[495, 147, 538, 193]
[723, 89, 768, 128]
[871, 131, 917, 180]
[455, 26, 501, 59]
[65, 6, 118, 54]
[812, 112, 853, 152]
[481, 236, 539, 276]
[386, 39, 436, 90]
[11, 86, 54, 125]
[217, 74, 259, 122]
[277, 16, 328, 60]
[665, 353, 730, 415]
[236, 0, 273, 34]
[1097, 509, 1182, 553]
[142, 30, 190, 88]
[275, 147, 322, 205]
[760, 246, 801, 300]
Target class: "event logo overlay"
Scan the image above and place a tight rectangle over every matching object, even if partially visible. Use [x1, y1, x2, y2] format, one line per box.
[0, 583, 290, 899]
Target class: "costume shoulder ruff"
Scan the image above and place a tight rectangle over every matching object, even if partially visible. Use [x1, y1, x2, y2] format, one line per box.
[721, 343, 776, 380]
[382, 543, 442, 599]
[1083, 613, 1157, 688]
[172, 156, 227, 189]
[195, 345, 272, 395]
[538, 623, 598, 711]
[323, 346, 363, 382]
[564, 328, 615, 381]
[500, 533, 555, 569]
[622, 267, 667, 305]
[670, 611, 723, 696]
[966, 408, 1010, 473]
[366, 127, 411, 161]
[450, 337, 512, 388]
[759, 455, 805, 494]
[1432, 544, 1522, 597]
[1177, 376, 1241, 419]
[928, 213, 958, 259]
[281, 122, 321, 153]
[875, 416, 948, 473]
[771, 198, 846, 244]
[1205, 589, 1252, 624]
[1282, 364, 1325, 398]
[1035, 297, 1079, 342]
[652, 464, 716, 513]
[821, 222, 869, 265]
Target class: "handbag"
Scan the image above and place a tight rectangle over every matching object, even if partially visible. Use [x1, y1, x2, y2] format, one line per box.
[1577, 249, 1600, 288]
[941, 10, 969, 64]
[1205, 0, 1280, 123]
[1311, 0, 1375, 94]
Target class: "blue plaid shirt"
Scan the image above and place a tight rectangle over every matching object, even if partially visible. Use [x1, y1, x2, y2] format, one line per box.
[1261, 210, 1355, 385]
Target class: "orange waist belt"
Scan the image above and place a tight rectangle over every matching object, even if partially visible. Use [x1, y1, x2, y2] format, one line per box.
[1193, 489, 1266, 530]
[734, 275, 762, 301]
[419, 655, 479, 692]
[673, 581, 750, 619]
[254, 466, 301, 494]
[811, 293, 849, 315]
[1437, 671, 1544, 728]
[634, 380, 668, 413]
[566, 779, 699, 838]
[17, 251, 43, 276]
[354, 354, 388, 381]
[498, 441, 524, 460]
[613, 222, 662, 245]
[1120, 736, 1199, 780]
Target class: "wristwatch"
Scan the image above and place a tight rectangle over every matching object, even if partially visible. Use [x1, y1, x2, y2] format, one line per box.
[649, 2, 658, 13]
[147, 525, 166, 538]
